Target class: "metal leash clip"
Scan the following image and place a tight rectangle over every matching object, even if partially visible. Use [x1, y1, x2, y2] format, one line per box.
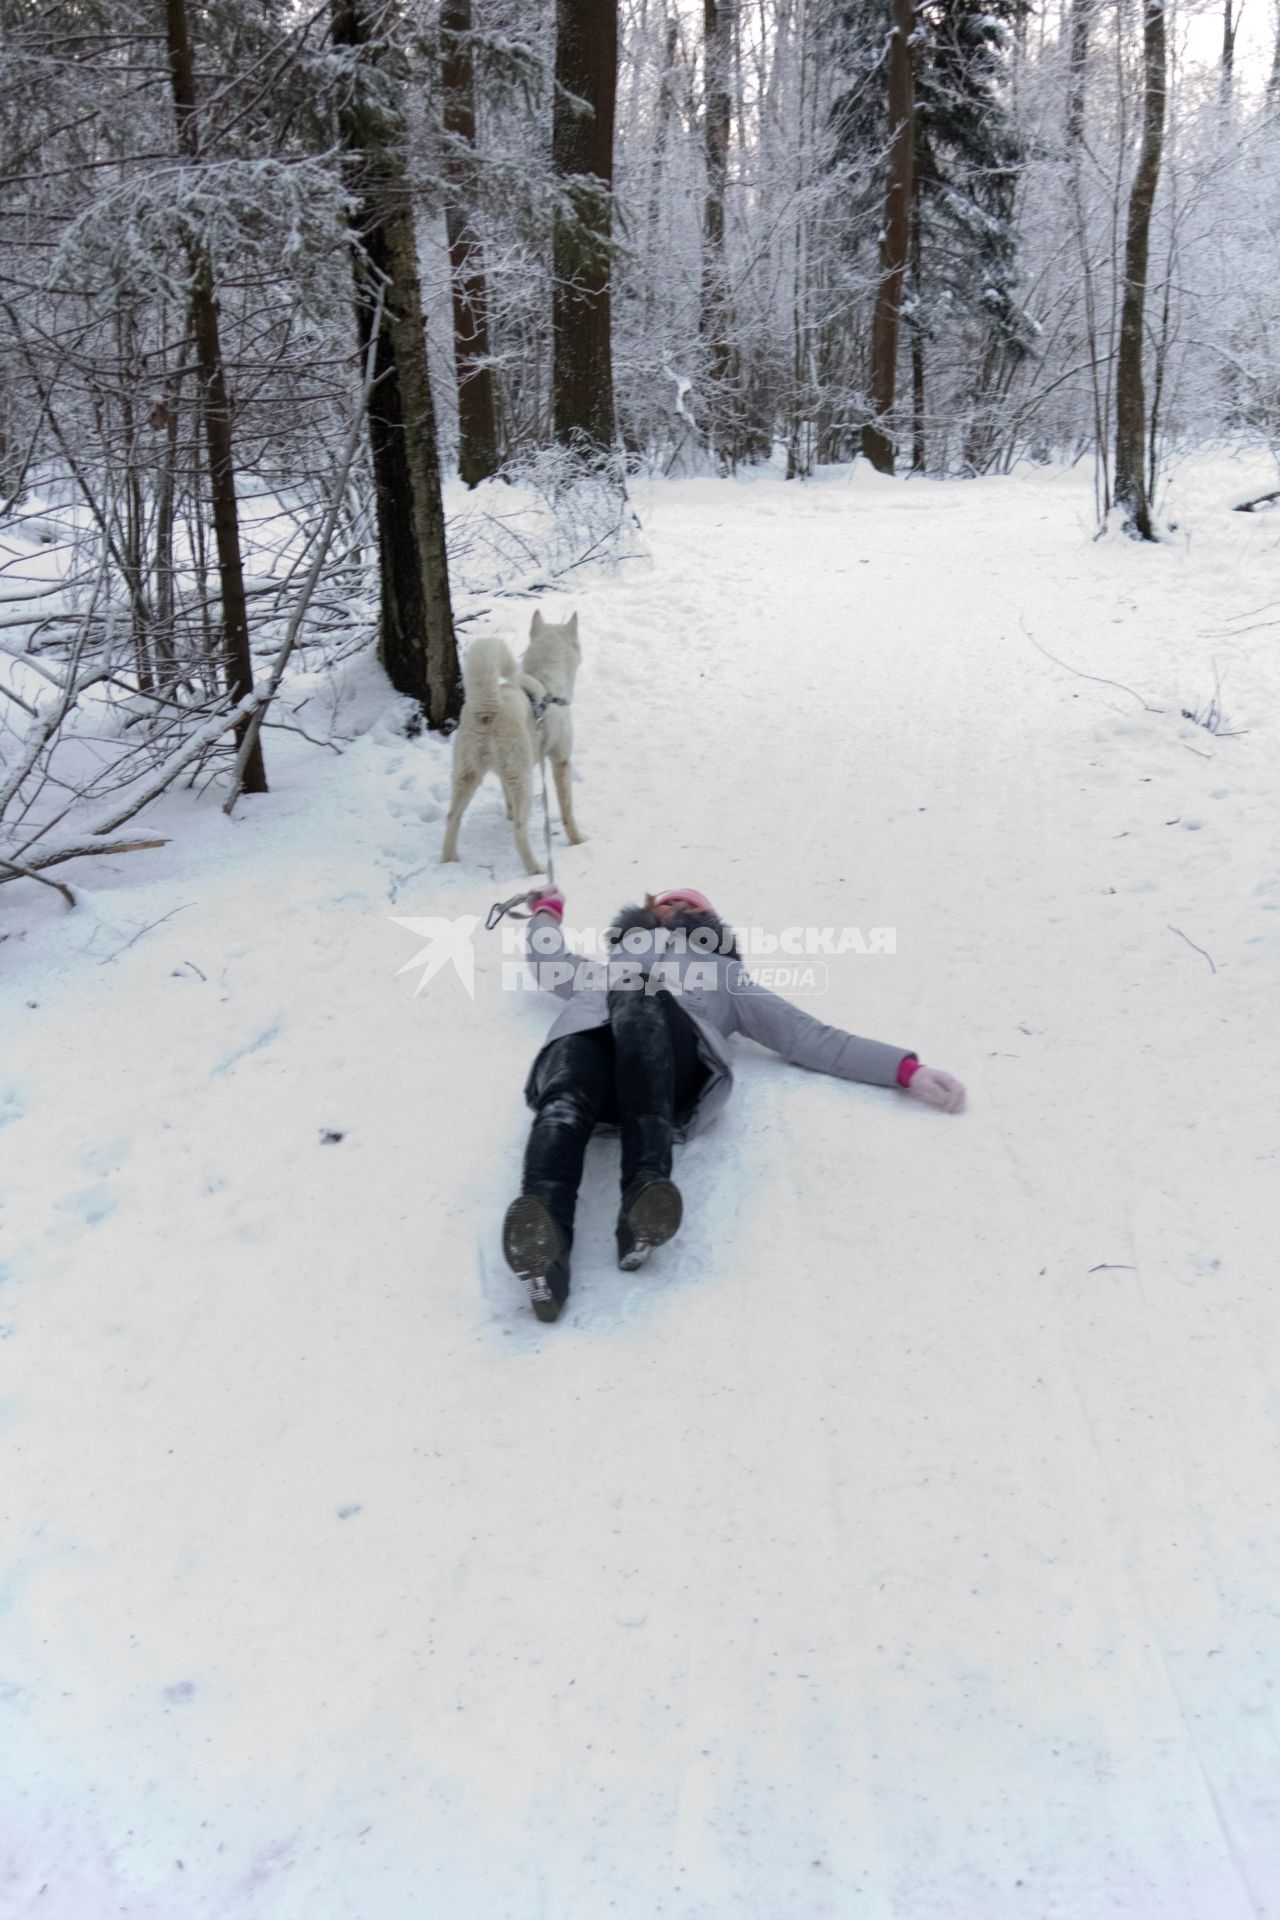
[485, 889, 536, 932]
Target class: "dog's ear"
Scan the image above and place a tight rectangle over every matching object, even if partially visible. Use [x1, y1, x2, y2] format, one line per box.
[530, 609, 544, 635]
[643, 892, 658, 911]
[567, 612, 578, 637]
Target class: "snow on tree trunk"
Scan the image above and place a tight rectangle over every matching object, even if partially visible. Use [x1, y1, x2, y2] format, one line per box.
[152, 374, 181, 678]
[700, 0, 739, 467]
[164, 0, 267, 794]
[441, 0, 501, 488]
[552, 0, 618, 457]
[1065, 0, 1091, 149]
[1113, 0, 1166, 542]
[909, 173, 925, 474]
[863, 0, 915, 476]
[646, 15, 679, 288]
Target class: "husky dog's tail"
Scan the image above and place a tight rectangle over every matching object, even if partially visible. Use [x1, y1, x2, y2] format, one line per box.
[462, 636, 520, 723]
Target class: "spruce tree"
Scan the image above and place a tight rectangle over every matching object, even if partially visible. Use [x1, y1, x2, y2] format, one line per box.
[914, 0, 1035, 469]
[828, 0, 1033, 472]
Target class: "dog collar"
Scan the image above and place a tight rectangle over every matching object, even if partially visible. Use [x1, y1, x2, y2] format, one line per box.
[526, 690, 570, 723]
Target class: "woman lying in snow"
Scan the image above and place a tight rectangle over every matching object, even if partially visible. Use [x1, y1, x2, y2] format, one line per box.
[503, 887, 966, 1322]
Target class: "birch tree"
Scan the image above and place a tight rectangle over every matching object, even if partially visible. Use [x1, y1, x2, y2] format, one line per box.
[1113, 0, 1167, 539]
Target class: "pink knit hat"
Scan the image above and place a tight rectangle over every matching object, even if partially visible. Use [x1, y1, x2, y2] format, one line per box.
[653, 888, 715, 915]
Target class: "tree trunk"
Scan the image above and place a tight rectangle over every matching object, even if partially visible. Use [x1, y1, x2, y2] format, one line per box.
[188, 382, 215, 695]
[152, 373, 180, 676]
[1064, 0, 1108, 515]
[1221, 0, 1235, 102]
[909, 173, 925, 474]
[552, 0, 618, 456]
[440, 0, 501, 486]
[862, 0, 915, 475]
[332, 0, 462, 729]
[117, 331, 155, 694]
[1065, 0, 1091, 147]
[164, 0, 267, 791]
[645, 14, 679, 319]
[1113, 0, 1166, 541]
[700, 0, 739, 466]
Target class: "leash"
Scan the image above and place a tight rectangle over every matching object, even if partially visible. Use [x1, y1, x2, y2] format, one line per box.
[527, 684, 560, 890]
[484, 688, 563, 931]
[483, 778, 556, 933]
[539, 755, 556, 888]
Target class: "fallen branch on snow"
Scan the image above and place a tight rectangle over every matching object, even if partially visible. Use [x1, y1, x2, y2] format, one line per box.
[97, 903, 192, 965]
[0, 683, 267, 894]
[1167, 924, 1216, 974]
[0, 853, 77, 906]
[1020, 617, 1164, 713]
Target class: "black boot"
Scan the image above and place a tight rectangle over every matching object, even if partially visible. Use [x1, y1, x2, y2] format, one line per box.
[514, 1062, 606, 1323]
[617, 1110, 682, 1271]
[502, 1193, 572, 1322]
[616, 1175, 683, 1271]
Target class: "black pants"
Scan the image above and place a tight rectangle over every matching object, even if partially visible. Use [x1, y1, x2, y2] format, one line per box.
[523, 987, 705, 1243]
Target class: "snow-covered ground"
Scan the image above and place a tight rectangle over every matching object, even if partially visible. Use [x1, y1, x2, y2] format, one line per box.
[2, 457, 1279, 1918]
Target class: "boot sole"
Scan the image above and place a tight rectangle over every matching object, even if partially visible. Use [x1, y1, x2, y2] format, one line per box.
[502, 1195, 566, 1321]
[618, 1178, 683, 1272]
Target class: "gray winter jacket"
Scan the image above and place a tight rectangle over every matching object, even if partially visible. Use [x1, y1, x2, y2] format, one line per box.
[523, 912, 916, 1140]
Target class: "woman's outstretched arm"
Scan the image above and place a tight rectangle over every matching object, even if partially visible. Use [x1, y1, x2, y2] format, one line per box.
[729, 969, 965, 1109]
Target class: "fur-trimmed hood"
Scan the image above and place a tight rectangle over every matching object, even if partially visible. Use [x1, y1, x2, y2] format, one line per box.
[604, 900, 741, 963]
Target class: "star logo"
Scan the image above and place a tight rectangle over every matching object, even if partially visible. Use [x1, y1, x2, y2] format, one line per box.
[391, 915, 480, 998]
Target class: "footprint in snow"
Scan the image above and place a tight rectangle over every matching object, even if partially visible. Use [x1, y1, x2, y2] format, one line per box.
[57, 1187, 118, 1227]
[80, 1138, 128, 1177]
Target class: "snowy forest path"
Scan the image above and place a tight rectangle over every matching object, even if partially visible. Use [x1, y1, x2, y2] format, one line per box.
[2, 465, 1279, 1918]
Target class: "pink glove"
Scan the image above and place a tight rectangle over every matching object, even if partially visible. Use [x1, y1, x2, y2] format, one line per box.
[528, 889, 564, 921]
[905, 1066, 966, 1113]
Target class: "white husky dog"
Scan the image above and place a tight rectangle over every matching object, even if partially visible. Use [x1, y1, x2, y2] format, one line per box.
[441, 610, 585, 875]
